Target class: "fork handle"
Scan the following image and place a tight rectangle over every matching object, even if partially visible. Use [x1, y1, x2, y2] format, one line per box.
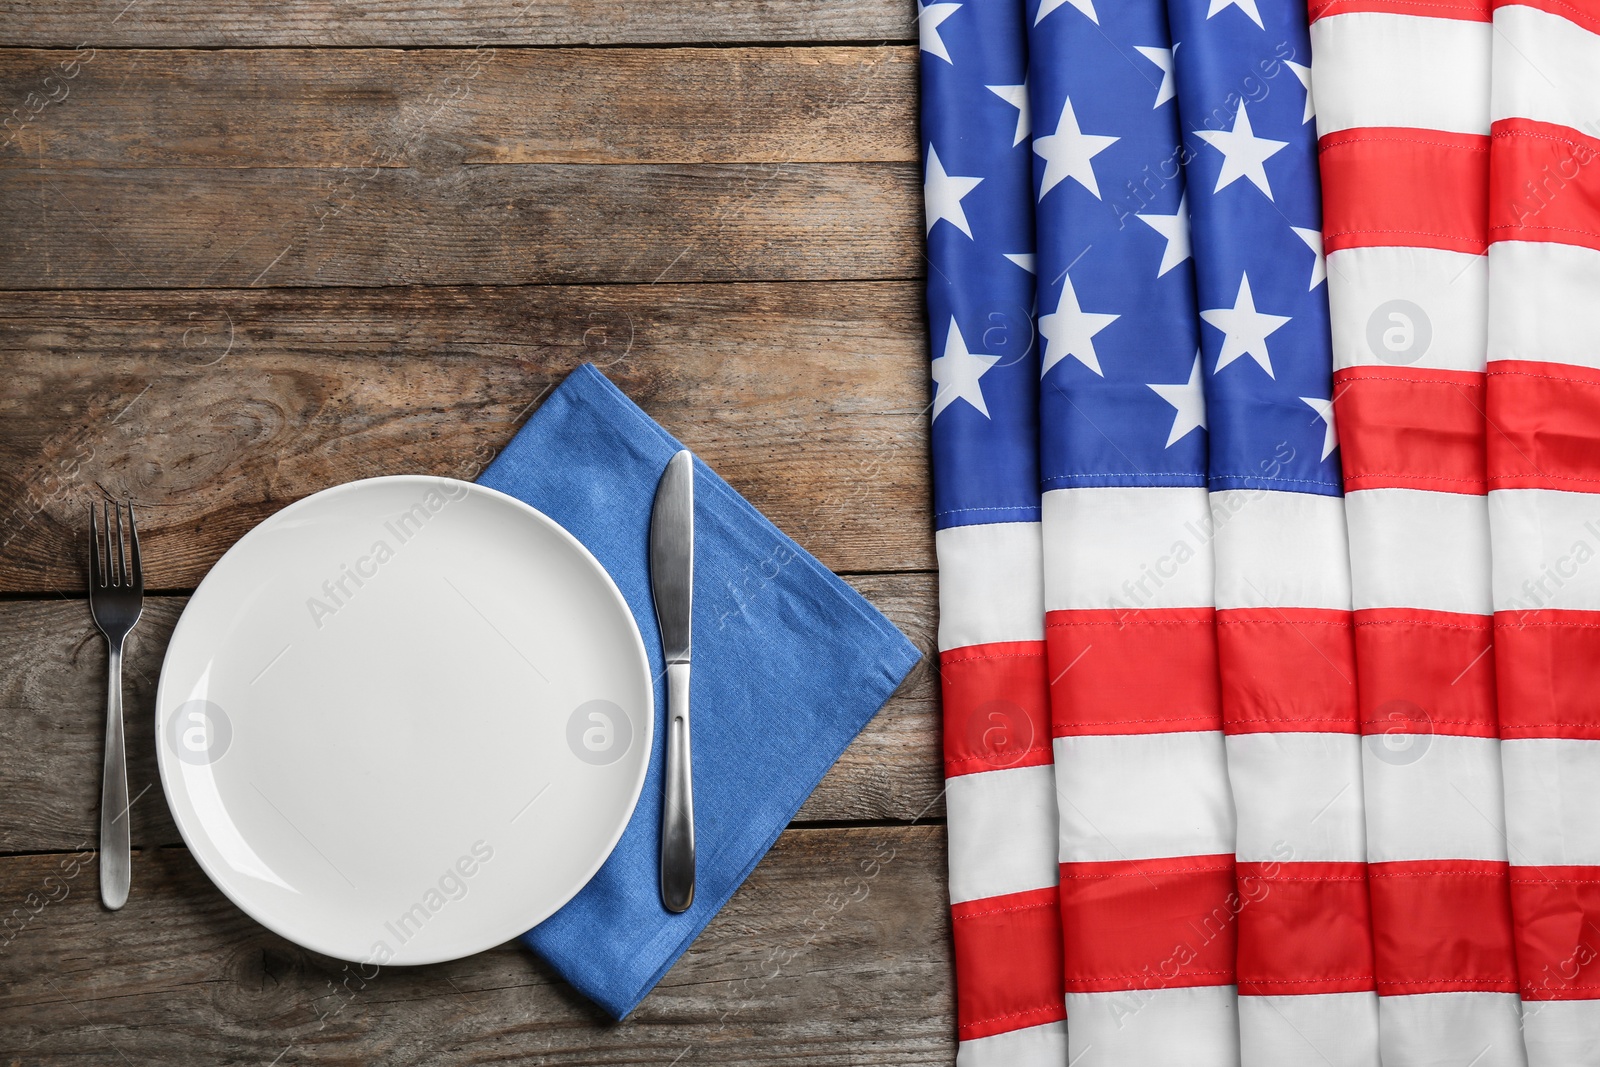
[100, 642, 130, 910]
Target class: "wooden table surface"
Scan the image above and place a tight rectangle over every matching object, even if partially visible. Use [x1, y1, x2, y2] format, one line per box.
[0, 3, 950, 1063]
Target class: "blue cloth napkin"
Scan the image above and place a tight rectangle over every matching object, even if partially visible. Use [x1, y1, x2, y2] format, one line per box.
[478, 363, 920, 1019]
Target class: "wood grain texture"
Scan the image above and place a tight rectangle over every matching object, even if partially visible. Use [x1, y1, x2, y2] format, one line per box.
[0, 162, 917, 289]
[0, 282, 935, 592]
[0, 826, 953, 1064]
[0, 0, 912, 48]
[0, 577, 940, 853]
[0, 5, 950, 1060]
[0, 47, 918, 166]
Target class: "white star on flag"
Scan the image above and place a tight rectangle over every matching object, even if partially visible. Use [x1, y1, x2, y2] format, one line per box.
[1040, 273, 1119, 377]
[1195, 102, 1288, 200]
[1136, 193, 1192, 277]
[1287, 61, 1315, 124]
[1035, 98, 1119, 201]
[1300, 395, 1338, 459]
[1201, 273, 1291, 378]
[1207, 0, 1264, 28]
[1004, 253, 1035, 273]
[918, 2, 963, 63]
[1133, 46, 1176, 108]
[1036, 0, 1098, 25]
[1291, 226, 1327, 290]
[987, 81, 1030, 147]
[923, 146, 984, 238]
[931, 318, 1000, 420]
[1149, 354, 1208, 447]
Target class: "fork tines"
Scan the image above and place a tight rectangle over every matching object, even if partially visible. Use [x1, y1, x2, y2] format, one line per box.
[89, 500, 142, 591]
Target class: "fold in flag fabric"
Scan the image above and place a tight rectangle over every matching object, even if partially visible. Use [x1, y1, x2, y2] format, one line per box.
[925, 0, 1600, 1061]
[1487, 0, 1600, 1057]
[1167, 0, 1378, 1061]
[920, 3, 1070, 1064]
[1028, 0, 1240, 1062]
[1311, 0, 1529, 1062]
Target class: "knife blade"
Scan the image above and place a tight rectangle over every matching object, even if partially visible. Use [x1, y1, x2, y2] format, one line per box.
[650, 449, 695, 913]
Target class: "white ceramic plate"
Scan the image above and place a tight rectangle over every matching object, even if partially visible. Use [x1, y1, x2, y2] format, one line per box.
[156, 476, 652, 966]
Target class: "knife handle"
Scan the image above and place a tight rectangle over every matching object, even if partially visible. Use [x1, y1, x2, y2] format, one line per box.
[660, 660, 695, 913]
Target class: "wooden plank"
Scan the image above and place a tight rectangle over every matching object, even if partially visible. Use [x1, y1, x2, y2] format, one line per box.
[0, 825, 953, 1064]
[0, 161, 917, 289]
[0, 282, 935, 591]
[0, 46, 918, 167]
[0, 1, 912, 48]
[0, 575, 940, 853]
[0, 160, 919, 289]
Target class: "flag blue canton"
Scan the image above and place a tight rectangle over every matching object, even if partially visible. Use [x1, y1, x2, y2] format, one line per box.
[921, 0, 1040, 532]
[1167, 0, 1342, 495]
[1028, 0, 1210, 492]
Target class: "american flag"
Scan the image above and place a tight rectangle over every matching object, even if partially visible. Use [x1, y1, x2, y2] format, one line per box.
[923, 0, 1600, 1061]
[1486, 0, 1600, 1057]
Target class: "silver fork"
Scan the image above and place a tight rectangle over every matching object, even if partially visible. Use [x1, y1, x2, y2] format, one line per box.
[89, 501, 144, 910]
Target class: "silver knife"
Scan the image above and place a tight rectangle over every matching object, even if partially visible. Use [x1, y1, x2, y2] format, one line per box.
[650, 449, 696, 913]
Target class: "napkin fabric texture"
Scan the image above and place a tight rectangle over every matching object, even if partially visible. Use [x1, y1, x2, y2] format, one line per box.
[479, 363, 920, 1019]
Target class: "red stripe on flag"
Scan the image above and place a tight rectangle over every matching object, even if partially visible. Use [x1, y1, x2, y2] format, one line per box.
[1492, 0, 1600, 34]
[1235, 861, 1377, 996]
[1487, 360, 1600, 492]
[1216, 609, 1360, 734]
[1311, 0, 1490, 20]
[1045, 608, 1222, 736]
[1058, 854, 1238, 994]
[1354, 608, 1499, 739]
[1490, 118, 1600, 251]
[1332, 367, 1487, 495]
[952, 886, 1069, 1040]
[1320, 128, 1490, 255]
[940, 641, 1054, 778]
[1369, 859, 1520, 995]
[1496, 610, 1600, 740]
[1509, 865, 1600, 1001]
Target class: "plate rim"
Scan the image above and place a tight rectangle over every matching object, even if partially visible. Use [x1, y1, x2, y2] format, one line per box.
[154, 474, 654, 965]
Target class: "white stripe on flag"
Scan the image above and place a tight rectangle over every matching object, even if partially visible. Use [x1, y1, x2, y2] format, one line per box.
[1210, 490, 1352, 611]
[1309, 12, 1491, 135]
[1521, 999, 1600, 1064]
[1326, 246, 1489, 373]
[1238, 992, 1382, 1067]
[1053, 733, 1235, 863]
[1378, 992, 1528, 1067]
[1344, 489, 1494, 614]
[1363, 734, 1511, 863]
[1042, 486, 1215, 610]
[1225, 733, 1366, 863]
[1502, 737, 1600, 866]
[936, 522, 1046, 650]
[1066, 987, 1242, 1067]
[1488, 242, 1600, 372]
[1489, 489, 1600, 612]
[955, 1020, 1069, 1067]
[946, 763, 1061, 904]
[1491, 4, 1600, 128]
